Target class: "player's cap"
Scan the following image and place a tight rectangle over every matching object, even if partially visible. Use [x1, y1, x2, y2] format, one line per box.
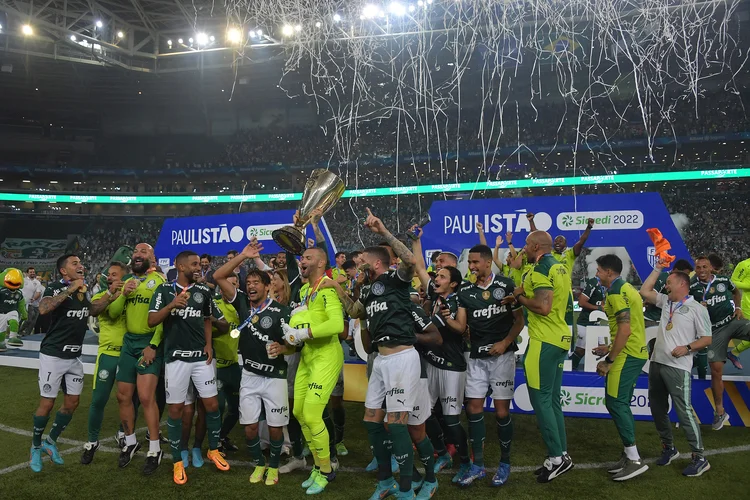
[4, 268, 23, 290]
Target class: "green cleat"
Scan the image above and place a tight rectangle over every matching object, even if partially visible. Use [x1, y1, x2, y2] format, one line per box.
[306, 471, 333, 495]
[302, 468, 320, 489]
[41, 439, 64, 465]
[335, 442, 349, 456]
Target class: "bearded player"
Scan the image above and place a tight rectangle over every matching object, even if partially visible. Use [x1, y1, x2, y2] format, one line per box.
[281, 244, 345, 494]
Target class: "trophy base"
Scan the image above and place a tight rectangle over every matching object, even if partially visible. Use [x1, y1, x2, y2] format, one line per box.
[272, 226, 307, 255]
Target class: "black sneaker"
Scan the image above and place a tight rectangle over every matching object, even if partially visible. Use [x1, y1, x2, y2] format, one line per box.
[560, 453, 575, 475]
[81, 441, 99, 465]
[219, 437, 239, 453]
[145, 431, 169, 445]
[533, 458, 548, 475]
[536, 458, 568, 483]
[119, 441, 142, 468]
[115, 433, 125, 449]
[143, 450, 162, 475]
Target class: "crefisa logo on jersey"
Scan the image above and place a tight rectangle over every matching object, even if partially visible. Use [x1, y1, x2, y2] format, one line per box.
[647, 246, 657, 269]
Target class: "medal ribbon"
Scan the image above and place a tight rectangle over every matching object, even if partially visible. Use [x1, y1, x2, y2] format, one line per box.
[304, 275, 327, 307]
[236, 297, 272, 332]
[701, 276, 715, 302]
[667, 295, 691, 327]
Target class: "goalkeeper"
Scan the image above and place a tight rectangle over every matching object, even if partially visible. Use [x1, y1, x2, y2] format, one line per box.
[282, 244, 345, 495]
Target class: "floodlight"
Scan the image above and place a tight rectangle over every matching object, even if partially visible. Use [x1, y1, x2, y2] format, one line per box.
[95, 20, 103, 28]
[227, 28, 242, 44]
[117, 31, 124, 38]
[22, 24, 33, 35]
[333, 14, 342, 22]
[196, 33, 208, 45]
[282, 25, 294, 36]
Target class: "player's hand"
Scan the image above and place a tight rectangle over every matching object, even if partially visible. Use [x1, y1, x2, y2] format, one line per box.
[318, 277, 338, 290]
[266, 341, 284, 358]
[476, 221, 484, 233]
[592, 345, 609, 357]
[501, 294, 517, 306]
[526, 212, 535, 221]
[170, 290, 189, 309]
[734, 308, 745, 320]
[671, 346, 689, 358]
[489, 340, 509, 356]
[282, 323, 311, 345]
[293, 210, 301, 226]
[495, 235, 503, 248]
[123, 279, 138, 297]
[596, 360, 612, 376]
[196, 276, 206, 284]
[307, 238, 316, 249]
[108, 280, 123, 296]
[204, 345, 213, 365]
[587, 218, 595, 229]
[335, 274, 348, 284]
[242, 238, 263, 259]
[439, 305, 452, 319]
[364, 208, 387, 234]
[67, 279, 85, 295]
[310, 207, 324, 225]
[141, 345, 156, 366]
[506, 231, 513, 245]
[409, 224, 423, 240]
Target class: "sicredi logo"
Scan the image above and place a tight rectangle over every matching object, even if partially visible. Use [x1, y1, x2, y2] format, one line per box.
[556, 210, 643, 231]
[513, 383, 667, 416]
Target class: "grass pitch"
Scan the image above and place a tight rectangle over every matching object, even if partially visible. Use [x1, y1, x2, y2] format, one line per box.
[0, 366, 747, 499]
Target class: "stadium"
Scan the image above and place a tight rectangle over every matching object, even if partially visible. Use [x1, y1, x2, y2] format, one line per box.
[0, 0, 749, 498]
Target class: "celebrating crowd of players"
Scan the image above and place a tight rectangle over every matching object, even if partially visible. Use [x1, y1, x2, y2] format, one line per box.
[19, 209, 750, 498]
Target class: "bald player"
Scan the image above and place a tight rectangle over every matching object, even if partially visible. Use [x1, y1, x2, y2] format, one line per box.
[112, 243, 167, 474]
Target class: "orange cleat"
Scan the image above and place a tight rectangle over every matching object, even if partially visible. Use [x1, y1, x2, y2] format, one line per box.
[173, 462, 188, 485]
[207, 449, 230, 471]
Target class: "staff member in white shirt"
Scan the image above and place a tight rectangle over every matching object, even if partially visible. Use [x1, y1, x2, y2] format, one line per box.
[640, 261, 712, 478]
[21, 267, 45, 336]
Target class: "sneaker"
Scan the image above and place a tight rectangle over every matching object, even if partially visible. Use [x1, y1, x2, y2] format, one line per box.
[118, 442, 141, 468]
[143, 450, 162, 475]
[302, 468, 320, 489]
[219, 437, 239, 452]
[415, 480, 438, 500]
[682, 454, 711, 477]
[6, 336, 23, 348]
[331, 456, 340, 472]
[30, 446, 43, 473]
[395, 490, 415, 500]
[191, 447, 204, 468]
[656, 446, 679, 466]
[265, 467, 279, 486]
[560, 453, 575, 475]
[365, 456, 379, 472]
[727, 350, 743, 370]
[181, 449, 189, 468]
[41, 439, 64, 465]
[712, 412, 730, 430]
[173, 462, 188, 485]
[306, 470, 334, 495]
[336, 442, 349, 456]
[207, 449, 230, 471]
[434, 453, 452, 474]
[145, 431, 169, 445]
[607, 453, 628, 474]
[536, 458, 568, 483]
[457, 464, 486, 487]
[533, 458, 548, 475]
[411, 478, 423, 492]
[250, 465, 267, 484]
[612, 459, 649, 481]
[81, 441, 99, 465]
[452, 462, 471, 483]
[368, 479, 399, 500]
[491, 462, 510, 486]
[114, 432, 125, 449]
[279, 456, 307, 474]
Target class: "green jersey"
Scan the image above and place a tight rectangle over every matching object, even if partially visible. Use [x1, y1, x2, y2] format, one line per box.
[458, 274, 520, 359]
[604, 278, 648, 360]
[576, 278, 606, 326]
[423, 294, 467, 372]
[689, 275, 736, 330]
[40, 281, 91, 359]
[552, 248, 577, 277]
[92, 290, 127, 355]
[643, 272, 669, 322]
[149, 282, 219, 363]
[364, 269, 416, 348]
[213, 293, 241, 368]
[232, 294, 291, 379]
[523, 254, 574, 350]
[0, 287, 25, 315]
[124, 272, 166, 334]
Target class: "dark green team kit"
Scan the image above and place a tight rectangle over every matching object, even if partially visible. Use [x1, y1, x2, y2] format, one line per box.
[422, 294, 467, 372]
[457, 275, 520, 359]
[576, 278, 606, 327]
[0, 287, 25, 314]
[149, 282, 219, 363]
[40, 281, 91, 358]
[363, 270, 416, 348]
[231, 294, 291, 379]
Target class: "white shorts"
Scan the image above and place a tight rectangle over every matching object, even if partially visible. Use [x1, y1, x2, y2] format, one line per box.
[165, 360, 218, 405]
[426, 363, 466, 416]
[331, 368, 344, 397]
[408, 377, 432, 426]
[38, 353, 84, 397]
[365, 347, 421, 414]
[286, 351, 301, 396]
[240, 370, 289, 427]
[576, 325, 587, 350]
[464, 353, 515, 401]
[0, 311, 19, 332]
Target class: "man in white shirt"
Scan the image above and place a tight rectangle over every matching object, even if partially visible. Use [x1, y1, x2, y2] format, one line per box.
[21, 267, 45, 336]
[640, 262, 712, 478]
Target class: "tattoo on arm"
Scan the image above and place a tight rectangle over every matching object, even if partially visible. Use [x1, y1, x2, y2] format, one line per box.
[89, 296, 110, 317]
[537, 289, 553, 310]
[38, 293, 69, 315]
[364, 408, 379, 419]
[383, 231, 415, 280]
[616, 310, 631, 325]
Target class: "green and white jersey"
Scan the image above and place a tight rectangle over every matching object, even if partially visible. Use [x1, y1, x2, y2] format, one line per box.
[149, 282, 219, 363]
[92, 290, 127, 355]
[0, 287, 24, 314]
[363, 269, 416, 348]
[552, 247, 577, 277]
[125, 271, 166, 334]
[40, 281, 91, 359]
[423, 294, 467, 372]
[213, 293, 241, 368]
[643, 272, 669, 322]
[231, 294, 291, 379]
[577, 278, 606, 326]
[689, 275, 736, 329]
[457, 274, 520, 359]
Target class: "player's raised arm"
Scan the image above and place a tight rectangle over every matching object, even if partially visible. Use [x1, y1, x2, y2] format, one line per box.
[364, 207, 415, 281]
[572, 218, 595, 257]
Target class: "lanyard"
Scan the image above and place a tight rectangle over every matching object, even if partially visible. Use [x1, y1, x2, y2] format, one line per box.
[667, 295, 691, 328]
[304, 275, 326, 306]
[238, 297, 271, 332]
[172, 282, 195, 297]
[606, 276, 624, 291]
[476, 273, 495, 289]
[701, 276, 715, 302]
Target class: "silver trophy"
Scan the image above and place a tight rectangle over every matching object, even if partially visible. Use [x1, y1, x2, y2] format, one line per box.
[272, 169, 345, 255]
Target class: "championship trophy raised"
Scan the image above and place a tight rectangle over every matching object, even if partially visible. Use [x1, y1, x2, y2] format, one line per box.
[272, 169, 345, 255]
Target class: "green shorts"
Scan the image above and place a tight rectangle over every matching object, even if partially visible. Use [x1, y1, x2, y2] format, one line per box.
[115, 332, 163, 384]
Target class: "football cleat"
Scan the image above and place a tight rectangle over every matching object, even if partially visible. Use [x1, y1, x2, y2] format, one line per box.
[250, 465, 267, 484]
[173, 462, 188, 485]
[118, 442, 141, 468]
[30, 446, 43, 473]
[143, 450, 162, 475]
[81, 441, 99, 465]
[41, 439, 64, 465]
[265, 467, 279, 486]
[207, 449, 230, 471]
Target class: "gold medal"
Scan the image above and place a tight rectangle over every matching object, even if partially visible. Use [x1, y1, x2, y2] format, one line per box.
[230, 329, 240, 339]
[252, 315, 259, 324]
[184, 292, 191, 300]
[709, 287, 715, 294]
[482, 290, 491, 301]
[665, 322, 673, 331]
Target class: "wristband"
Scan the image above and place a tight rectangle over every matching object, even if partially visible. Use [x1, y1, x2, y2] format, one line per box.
[604, 356, 614, 364]
[686, 344, 692, 353]
[148, 344, 158, 350]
